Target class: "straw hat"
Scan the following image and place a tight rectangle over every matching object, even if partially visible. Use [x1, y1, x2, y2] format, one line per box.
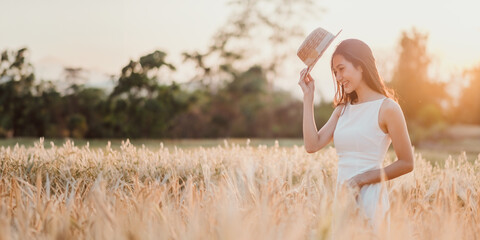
[297, 27, 342, 81]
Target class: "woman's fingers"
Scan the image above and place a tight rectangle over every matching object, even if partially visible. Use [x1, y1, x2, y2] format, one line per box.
[299, 69, 308, 84]
[299, 67, 315, 94]
[300, 67, 307, 75]
[298, 76, 306, 88]
[306, 73, 313, 82]
[300, 69, 308, 80]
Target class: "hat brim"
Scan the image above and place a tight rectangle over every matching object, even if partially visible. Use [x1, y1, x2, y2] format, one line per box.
[305, 29, 342, 77]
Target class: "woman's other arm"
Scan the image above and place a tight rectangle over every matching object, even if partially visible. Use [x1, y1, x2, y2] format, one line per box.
[349, 99, 414, 188]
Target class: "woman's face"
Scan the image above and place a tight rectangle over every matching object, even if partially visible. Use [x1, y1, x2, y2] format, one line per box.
[332, 54, 363, 93]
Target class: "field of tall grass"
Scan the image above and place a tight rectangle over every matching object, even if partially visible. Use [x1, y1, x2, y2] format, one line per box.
[0, 138, 478, 239]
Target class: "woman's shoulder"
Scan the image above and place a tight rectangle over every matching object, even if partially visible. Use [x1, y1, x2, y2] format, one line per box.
[380, 97, 404, 119]
[381, 97, 401, 111]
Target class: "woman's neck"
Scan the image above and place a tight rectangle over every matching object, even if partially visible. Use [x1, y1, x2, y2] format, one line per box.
[353, 83, 383, 103]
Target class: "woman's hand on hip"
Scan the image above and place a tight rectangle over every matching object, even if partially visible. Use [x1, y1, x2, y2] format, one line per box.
[347, 174, 365, 201]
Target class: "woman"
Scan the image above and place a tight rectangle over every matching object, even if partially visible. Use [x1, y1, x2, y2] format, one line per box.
[298, 38, 414, 235]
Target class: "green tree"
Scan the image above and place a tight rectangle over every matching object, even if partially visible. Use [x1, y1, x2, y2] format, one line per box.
[106, 50, 192, 138]
[110, 50, 175, 99]
[0, 47, 36, 137]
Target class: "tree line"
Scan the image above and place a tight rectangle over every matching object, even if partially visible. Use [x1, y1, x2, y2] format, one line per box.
[1, 28, 478, 143]
[0, 47, 332, 139]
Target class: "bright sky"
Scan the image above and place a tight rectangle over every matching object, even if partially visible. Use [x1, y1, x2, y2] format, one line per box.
[1, 0, 479, 102]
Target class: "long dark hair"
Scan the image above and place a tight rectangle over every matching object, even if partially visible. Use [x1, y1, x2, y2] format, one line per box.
[330, 39, 397, 111]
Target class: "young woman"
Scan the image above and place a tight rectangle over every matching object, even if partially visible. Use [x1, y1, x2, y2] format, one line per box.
[298, 38, 414, 234]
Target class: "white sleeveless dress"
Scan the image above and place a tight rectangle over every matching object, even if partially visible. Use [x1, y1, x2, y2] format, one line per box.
[332, 96, 391, 234]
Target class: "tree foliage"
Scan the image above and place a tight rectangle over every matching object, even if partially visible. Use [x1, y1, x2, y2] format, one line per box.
[389, 28, 450, 127]
[453, 65, 480, 124]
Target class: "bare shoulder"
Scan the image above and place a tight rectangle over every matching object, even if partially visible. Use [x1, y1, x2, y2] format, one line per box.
[381, 98, 403, 115]
[380, 98, 405, 127]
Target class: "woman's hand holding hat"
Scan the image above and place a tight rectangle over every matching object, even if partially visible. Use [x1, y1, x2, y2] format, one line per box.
[298, 67, 315, 100]
[297, 27, 341, 102]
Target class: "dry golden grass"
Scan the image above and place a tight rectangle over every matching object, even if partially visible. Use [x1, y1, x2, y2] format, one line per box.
[0, 138, 479, 240]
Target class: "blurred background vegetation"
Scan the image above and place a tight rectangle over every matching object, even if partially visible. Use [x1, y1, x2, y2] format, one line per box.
[0, 0, 479, 157]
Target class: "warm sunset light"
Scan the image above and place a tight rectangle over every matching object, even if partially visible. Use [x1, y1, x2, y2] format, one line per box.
[0, 0, 479, 239]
